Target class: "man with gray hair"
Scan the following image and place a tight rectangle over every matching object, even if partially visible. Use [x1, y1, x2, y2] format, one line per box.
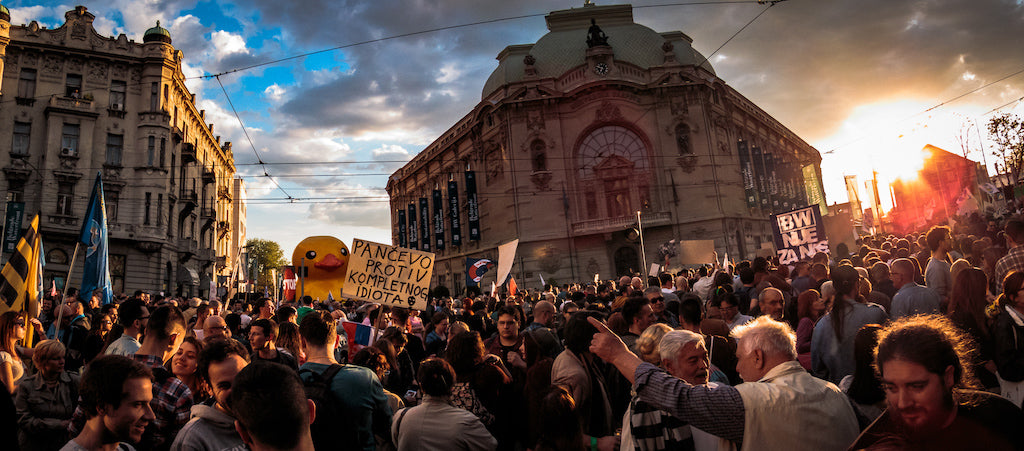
[757, 287, 785, 322]
[590, 315, 859, 450]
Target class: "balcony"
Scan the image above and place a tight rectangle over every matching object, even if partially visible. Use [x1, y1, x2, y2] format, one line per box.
[179, 190, 198, 216]
[202, 167, 216, 184]
[177, 238, 198, 257]
[217, 186, 232, 201]
[181, 143, 197, 164]
[571, 211, 672, 235]
[196, 248, 215, 262]
[44, 95, 99, 118]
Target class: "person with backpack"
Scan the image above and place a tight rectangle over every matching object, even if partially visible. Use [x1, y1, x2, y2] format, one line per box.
[298, 311, 392, 451]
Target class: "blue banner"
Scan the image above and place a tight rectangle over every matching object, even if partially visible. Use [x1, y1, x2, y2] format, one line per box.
[79, 172, 113, 305]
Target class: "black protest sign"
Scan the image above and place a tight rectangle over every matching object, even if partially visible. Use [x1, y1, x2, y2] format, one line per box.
[770, 205, 829, 265]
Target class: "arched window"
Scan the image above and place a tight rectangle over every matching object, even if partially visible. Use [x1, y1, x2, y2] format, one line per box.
[676, 124, 692, 155]
[576, 125, 652, 219]
[530, 139, 547, 172]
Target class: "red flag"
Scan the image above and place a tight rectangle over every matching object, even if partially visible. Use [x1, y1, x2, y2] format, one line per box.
[49, 280, 58, 299]
[508, 276, 518, 296]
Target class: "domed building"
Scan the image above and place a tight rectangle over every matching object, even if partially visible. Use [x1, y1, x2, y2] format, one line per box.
[387, 3, 826, 291]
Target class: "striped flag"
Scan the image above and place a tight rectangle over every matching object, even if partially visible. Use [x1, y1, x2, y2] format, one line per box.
[0, 214, 42, 332]
[341, 320, 374, 357]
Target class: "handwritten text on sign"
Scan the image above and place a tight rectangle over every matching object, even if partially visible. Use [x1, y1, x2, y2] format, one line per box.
[770, 206, 829, 265]
[343, 239, 434, 311]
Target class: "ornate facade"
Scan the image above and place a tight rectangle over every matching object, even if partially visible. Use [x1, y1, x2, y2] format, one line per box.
[0, 6, 245, 298]
[388, 3, 825, 291]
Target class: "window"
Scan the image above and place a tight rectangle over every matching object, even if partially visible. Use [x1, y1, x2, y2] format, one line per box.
[530, 139, 547, 172]
[106, 190, 119, 222]
[676, 124, 692, 155]
[109, 80, 126, 109]
[65, 74, 82, 98]
[148, 136, 155, 166]
[12, 122, 30, 156]
[157, 194, 163, 227]
[57, 182, 74, 216]
[150, 83, 159, 110]
[144, 192, 152, 225]
[6, 180, 25, 203]
[160, 138, 166, 167]
[110, 254, 125, 296]
[17, 69, 36, 98]
[105, 134, 123, 166]
[61, 124, 80, 156]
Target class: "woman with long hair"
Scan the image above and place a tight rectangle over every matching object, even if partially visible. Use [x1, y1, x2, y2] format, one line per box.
[532, 386, 585, 451]
[993, 271, 1024, 403]
[444, 331, 512, 428]
[391, 358, 496, 450]
[0, 312, 30, 393]
[837, 324, 886, 429]
[166, 336, 210, 402]
[82, 313, 114, 363]
[811, 265, 889, 383]
[795, 289, 825, 371]
[276, 320, 305, 364]
[948, 267, 998, 389]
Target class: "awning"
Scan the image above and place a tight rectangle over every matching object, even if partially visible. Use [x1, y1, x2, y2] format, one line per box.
[178, 266, 199, 285]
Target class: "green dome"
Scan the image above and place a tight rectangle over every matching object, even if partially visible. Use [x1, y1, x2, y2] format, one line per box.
[144, 20, 171, 44]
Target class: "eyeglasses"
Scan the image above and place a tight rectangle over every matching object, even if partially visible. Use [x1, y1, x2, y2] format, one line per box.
[651, 297, 665, 303]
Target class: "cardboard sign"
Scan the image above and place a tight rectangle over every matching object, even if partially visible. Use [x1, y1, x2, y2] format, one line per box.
[343, 239, 434, 310]
[770, 206, 829, 265]
[678, 240, 716, 265]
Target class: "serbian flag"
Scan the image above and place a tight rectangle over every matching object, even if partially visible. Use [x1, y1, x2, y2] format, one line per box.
[508, 276, 518, 296]
[341, 320, 374, 357]
[282, 266, 297, 302]
[466, 258, 494, 287]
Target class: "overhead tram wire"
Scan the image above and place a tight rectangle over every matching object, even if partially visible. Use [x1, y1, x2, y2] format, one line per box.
[214, 75, 293, 201]
[189, 1, 772, 81]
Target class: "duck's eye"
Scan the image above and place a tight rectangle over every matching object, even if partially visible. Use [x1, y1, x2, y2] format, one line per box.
[340, 248, 349, 256]
[305, 250, 317, 260]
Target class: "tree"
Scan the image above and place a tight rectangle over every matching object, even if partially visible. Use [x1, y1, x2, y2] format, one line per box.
[245, 238, 288, 295]
[987, 113, 1024, 186]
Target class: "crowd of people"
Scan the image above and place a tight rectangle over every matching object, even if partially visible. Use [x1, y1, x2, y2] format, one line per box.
[4, 214, 1024, 450]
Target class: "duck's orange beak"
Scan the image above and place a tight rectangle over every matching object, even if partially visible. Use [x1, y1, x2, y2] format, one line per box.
[314, 253, 344, 271]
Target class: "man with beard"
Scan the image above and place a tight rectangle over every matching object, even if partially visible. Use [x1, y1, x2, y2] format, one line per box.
[851, 315, 1024, 450]
[62, 356, 155, 451]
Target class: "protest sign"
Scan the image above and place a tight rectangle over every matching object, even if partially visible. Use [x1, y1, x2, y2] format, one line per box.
[770, 206, 829, 265]
[678, 240, 715, 265]
[343, 239, 434, 310]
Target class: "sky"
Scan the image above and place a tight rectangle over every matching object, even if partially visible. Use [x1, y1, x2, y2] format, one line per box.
[6, 0, 1024, 255]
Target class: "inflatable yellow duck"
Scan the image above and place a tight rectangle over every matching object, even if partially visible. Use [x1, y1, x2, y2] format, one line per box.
[292, 236, 349, 301]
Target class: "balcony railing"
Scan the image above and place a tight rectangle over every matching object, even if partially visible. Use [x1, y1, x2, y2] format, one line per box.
[571, 211, 671, 235]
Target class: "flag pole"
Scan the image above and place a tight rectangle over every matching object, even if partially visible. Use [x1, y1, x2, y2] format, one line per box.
[53, 241, 81, 339]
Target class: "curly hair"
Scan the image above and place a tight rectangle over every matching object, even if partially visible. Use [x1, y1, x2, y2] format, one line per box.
[875, 314, 980, 403]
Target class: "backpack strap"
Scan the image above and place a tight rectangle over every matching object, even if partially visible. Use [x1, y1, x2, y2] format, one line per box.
[321, 363, 344, 382]
[392, 408, 410, 440]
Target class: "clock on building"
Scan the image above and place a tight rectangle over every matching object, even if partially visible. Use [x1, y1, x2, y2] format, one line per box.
[594, 62, 609, 76]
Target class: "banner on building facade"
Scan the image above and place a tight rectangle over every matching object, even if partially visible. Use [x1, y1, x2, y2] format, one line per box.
[397, 209, 407, 248]
[752, 145, 770, 209]
[737, 141, 758, 209]
[803, 165, 828, 216]
[3, 201, 25, 254]
[466, 171, 481, 241]
[419, 197, 431, 252]
[766, 152, 780, 212]
[407, 203, 418, 250]
[448, 181, 461, 247]
[770, 206, 830, 265]
[343, 239, 434, 311]
[432, 190, 445, 251]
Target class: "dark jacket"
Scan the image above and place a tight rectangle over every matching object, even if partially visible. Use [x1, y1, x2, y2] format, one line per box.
[993, 307, 1024, 383]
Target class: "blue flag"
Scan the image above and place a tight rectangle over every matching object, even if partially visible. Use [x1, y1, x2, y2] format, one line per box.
[79, 173, 112, 305]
